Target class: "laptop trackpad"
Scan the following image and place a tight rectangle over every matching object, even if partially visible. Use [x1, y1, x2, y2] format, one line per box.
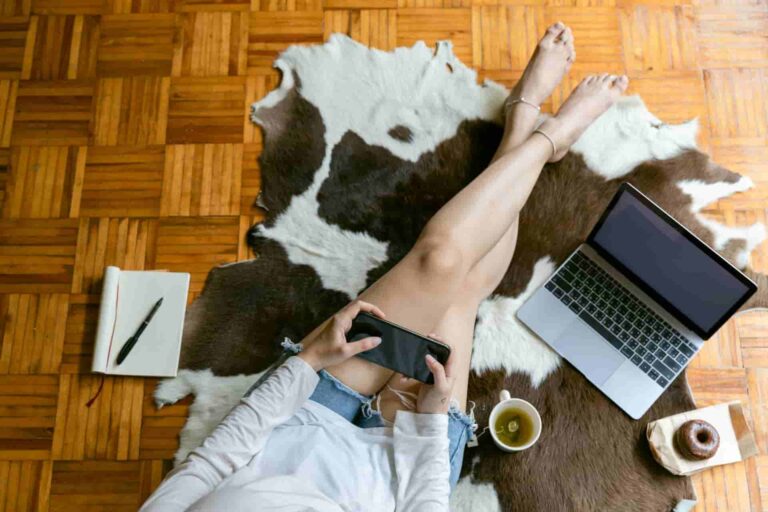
[552, 320, 625, 386]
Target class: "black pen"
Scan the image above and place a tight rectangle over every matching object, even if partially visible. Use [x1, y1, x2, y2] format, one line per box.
[116, 297, 164, 365]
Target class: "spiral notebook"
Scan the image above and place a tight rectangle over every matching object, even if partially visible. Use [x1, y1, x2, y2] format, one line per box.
[92, 266, 190, 377]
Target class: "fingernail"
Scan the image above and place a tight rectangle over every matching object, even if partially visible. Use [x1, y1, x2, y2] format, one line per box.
[372, 337, 382, 345]
[426, 354, 436, 364]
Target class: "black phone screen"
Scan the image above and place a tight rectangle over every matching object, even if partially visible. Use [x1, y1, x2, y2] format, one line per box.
[346, 312, 451, 384]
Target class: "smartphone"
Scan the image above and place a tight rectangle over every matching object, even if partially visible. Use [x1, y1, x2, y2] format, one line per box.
[346, 312, 451, 384]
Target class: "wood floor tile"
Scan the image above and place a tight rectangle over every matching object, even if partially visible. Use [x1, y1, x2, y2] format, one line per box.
[78, 146, 165, 217]
[704, 69, 768, 140]
[160, 143, 242, 216]
[747, 369, 768, 455]
[246, 11, 323, 73]
[240, 141, 262, 214]
[138, 459, 172, 501]
[167, 76, 246, 143]
[0, 294, 68, 374]
[397, 8, 472, 64]
[619, 4, 697, 75]
[70, 217, 157, 294]
[0, 0, 31, 16]
[323, 9, 397, 50]
[152, 216, 239, 293]
[0, 460, 51, 511]
[11, 81, 94, 146]
[60, 296, 97, 375]
[49, 460, 142, 511]
[179, 0, 250, 11]
[106, 0, 175, 13]
[250, 0, 320, 10]
[52, 374, 143, 460]
[324, 0, 396, 8]
[97, 14, 176, 76]
[0, 218, 78, 293]
[0, 17, 29, 79]
[687, 367, 750, 407]
[471, 5, 544, 71]
[743, 337, 768, 370]
[692, 461, 754, 512]
[243, 74, 278, 143]
[0, 149, 8, 211]
[696, 5, 768, 69]
[24, 15, 99, 80]
[757, 456, 768, 512]
[174, 11, 248, 76]
[544, 7, 624, 73]
[0, 375, 58, 460]
[399, 0, 469, 7]
[2, 146, 79, 219]
[0, 80, 16, 147]
[237, 213, 264, 259]
[690, 317, 743, 368]
[139, 379, 188, 459]
[624, 71, 708, 131]
[31, 0, 107, 15]
[709, 138, 768, 209]
[92, 77, 170, 146]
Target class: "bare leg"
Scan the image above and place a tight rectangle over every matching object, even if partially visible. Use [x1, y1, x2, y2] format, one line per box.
[372, 25, 575, 413]
[307, 54, 627, 399]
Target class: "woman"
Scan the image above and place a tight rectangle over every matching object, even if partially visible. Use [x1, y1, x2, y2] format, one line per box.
[141, 24, 628, 511]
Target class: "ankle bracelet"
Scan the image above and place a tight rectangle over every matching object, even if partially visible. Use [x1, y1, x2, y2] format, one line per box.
[505, 96, 541, 114]
[533, 128, 557, 158]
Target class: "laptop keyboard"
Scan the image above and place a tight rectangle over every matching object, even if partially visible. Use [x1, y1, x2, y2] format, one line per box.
[544, 251, 697, 388]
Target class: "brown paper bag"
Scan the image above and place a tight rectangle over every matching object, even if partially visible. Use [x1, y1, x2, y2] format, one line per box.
[646, 401, 759, 476]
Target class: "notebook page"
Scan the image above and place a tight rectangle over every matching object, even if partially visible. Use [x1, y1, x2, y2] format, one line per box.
[91, 266, 121, 373]
[106, 271, 189, 377]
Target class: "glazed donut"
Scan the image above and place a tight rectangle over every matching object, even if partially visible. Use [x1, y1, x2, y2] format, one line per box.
[675, 419, 720, 460]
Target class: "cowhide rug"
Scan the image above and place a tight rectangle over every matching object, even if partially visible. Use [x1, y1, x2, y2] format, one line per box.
[154, 35, 768, 511]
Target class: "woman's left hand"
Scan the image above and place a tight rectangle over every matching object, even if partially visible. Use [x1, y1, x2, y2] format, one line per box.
[298, 300, 385, 371]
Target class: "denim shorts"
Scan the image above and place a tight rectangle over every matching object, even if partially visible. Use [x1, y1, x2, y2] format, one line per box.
[308, 368, 475, 489]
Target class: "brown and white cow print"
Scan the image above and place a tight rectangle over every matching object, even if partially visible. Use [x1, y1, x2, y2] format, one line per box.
[155, 35, 767, 511]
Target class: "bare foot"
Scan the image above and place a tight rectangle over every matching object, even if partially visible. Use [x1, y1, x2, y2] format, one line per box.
[537, 73, 629, 161]
[506, 22, 575, 111]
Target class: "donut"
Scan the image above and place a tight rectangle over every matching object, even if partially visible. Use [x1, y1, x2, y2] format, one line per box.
[675, 419, 720, 460]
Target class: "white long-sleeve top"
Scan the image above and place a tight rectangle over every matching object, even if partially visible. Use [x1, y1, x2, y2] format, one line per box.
[140, 356, 451, 512]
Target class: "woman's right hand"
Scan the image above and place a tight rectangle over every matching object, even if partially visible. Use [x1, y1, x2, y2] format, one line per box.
[298, 300, 385, 371]
[415, 334, 456, 415]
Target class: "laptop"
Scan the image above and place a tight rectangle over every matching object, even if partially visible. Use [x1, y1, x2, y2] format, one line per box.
[517, 183, 757, 419]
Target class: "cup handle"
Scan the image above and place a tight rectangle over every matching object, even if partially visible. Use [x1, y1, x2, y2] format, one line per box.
[499, 389, 511, 402]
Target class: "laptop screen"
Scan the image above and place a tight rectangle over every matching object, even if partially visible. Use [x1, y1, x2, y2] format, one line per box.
[587, 184, 756, 339]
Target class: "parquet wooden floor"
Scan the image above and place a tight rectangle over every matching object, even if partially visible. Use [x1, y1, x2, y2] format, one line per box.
[0, 0, 765, 510]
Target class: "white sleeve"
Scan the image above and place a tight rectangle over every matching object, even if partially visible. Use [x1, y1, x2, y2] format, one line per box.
[139, 356, 319, 512]
[393, 410, 451, 512]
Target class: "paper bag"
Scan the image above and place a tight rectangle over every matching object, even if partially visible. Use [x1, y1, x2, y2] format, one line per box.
[646, 401, 759, 476]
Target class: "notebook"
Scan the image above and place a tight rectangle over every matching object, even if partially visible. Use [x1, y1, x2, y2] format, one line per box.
[92, 266, 190, 377]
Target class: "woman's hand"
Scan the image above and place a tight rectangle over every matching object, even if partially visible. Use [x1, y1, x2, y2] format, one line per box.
[415, 334, 456, 415]
[298, 300, 385, 371]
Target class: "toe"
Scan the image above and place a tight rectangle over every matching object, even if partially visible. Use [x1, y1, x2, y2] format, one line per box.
[566, 39, 576, 62]
[541, 21, 565, 45]
[558, 26, 573, 45]
[614, 75, 629, 91]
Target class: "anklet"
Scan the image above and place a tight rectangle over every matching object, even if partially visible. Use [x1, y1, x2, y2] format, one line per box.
[505, 96, 541, 114]
[533, 128, 557, 158]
